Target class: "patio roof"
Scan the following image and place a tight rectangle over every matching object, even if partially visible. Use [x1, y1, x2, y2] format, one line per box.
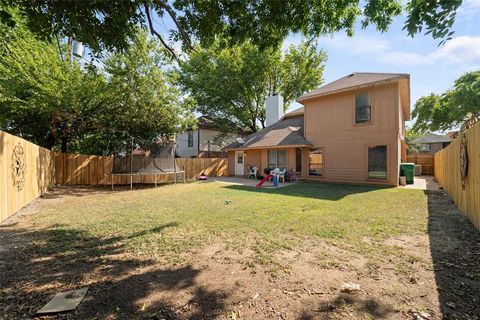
[223, 116, 311, 151]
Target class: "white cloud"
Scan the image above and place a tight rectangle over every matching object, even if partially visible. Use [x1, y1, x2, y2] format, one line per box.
[318, 34, 480, 67]
[318, 34, 391, 55]
[459, 0, 480, 12]
[456, 0, 480, 23]
[429, 36, 480, 64]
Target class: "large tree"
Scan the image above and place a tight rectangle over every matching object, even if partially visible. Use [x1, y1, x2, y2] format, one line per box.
[0, 9, 107, 151]
[97, 31, 195, 155]
[0, 0, 464, 59]
[178, 41, 326, 132]
[0, 9, 194, 154]
[412, 70, 480, 132]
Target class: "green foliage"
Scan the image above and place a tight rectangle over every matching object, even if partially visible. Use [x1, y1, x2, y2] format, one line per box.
[94, 31, 195, 154]
[0, 1, 463, 58]
[0, 10, 194, 154]
[404, 129, 421, 153]
[412, 70, 480, 132]
[178, 41, 326, 132]
[403, 0, 462, 44]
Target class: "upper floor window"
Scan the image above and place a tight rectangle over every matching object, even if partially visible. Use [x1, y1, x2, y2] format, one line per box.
[187, 130, 193, 147]
[355, 92, 371, 124]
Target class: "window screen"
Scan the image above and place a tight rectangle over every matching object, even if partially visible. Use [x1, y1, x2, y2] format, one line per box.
[368, 145, 387, 179]
[267, 149, 287, 170]
[420, 144, 431, 152]
[277, 150, 287, 169]
[309, 148, 323, 176]
[268, 150, 277, 168]
[187, 130, 193, 147]
[355, 92, 371, 123]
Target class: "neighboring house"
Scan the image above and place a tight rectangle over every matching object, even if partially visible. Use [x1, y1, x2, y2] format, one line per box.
[176, 116, 242, 158]
[223, 72, 410, 186]
[447, 131, 459, 140]
[414, 133, 451, 154]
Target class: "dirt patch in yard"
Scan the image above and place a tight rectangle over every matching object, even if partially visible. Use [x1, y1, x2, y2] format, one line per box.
[0, 187, 479, 319]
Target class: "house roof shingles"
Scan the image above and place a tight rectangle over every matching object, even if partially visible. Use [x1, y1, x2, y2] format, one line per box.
[297, 72, 409, 102]
[281, 106, 304, 119]
[415, 133, 451, 144]
[223, 117, 310, 150]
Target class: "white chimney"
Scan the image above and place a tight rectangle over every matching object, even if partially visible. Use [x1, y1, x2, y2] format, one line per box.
[265, 94, 284, 127]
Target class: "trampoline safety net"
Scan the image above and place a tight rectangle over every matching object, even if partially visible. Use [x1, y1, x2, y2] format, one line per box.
[107, 141, 185, 190]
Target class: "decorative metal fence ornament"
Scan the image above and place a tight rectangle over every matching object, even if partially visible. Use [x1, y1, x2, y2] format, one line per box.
[459, 115, 479, 189]
[11, 143, 26, 191]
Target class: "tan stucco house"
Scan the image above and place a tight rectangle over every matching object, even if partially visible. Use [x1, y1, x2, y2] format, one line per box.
[223, 72, 410, 186]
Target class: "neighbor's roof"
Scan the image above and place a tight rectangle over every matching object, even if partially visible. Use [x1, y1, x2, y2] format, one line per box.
[281, 106, 304, 119]
[223, 117, 311, 150]
[196, 116, 221, 130]
[415, 133, 451, 144]
[191, 115, 243, 132]
[297, 72, 409, 102]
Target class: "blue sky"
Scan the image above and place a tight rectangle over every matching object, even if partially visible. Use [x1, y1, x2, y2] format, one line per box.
[284, 0, 480, 123]
[83, 1, 479, 128]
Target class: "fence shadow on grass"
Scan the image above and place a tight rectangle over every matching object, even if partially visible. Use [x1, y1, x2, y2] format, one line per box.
[222, 181, 393, 201]
[427, 190, 480, 319]
[0, 223, 229, 319]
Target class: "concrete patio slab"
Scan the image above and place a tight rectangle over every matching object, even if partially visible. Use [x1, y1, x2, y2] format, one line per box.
[211, 177, 294, 188]
[399, 175, 441, 191]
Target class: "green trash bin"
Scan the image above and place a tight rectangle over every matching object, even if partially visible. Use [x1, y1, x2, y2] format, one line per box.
[400, 163, 415, 184]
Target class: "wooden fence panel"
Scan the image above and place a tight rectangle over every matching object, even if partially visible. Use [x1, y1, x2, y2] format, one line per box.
[407, 154, 435, 175]
[1, 130, 228, 222]
[0, 130, 55, 222]
[54, 154, 228, 186]
[434, 121, 480, 230]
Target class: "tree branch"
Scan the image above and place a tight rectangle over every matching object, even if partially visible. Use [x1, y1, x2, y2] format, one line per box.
[154, 0, 194, 51]
[144, 3, 178, 60]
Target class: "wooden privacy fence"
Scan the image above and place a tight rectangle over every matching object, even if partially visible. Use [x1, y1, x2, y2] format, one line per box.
[1, 129, 229, 222]
[55, 153, 228, 185]
[406, 154, 434, 175]
[434, 121, 480, 231]
[0, 131, 55, 222]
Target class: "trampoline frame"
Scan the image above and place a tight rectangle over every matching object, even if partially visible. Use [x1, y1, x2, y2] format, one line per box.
[106, 135, 185, 191]
[105, 170, 185, 190]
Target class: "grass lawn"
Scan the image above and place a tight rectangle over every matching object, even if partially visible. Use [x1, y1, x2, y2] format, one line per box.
[6, 180, 478, 319]
[36, 181, 428, 266]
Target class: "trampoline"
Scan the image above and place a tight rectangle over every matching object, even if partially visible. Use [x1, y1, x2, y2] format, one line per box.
[105, 139, 185, 190]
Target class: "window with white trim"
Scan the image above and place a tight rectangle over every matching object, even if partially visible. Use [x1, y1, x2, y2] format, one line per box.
[187, 130, 193, 147]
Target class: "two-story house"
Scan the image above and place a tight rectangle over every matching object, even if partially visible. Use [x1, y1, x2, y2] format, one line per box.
[223, 72, 410, 186]
[176, 116, 243, 158]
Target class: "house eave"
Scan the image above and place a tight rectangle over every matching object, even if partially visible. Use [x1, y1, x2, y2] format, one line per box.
[297, 75, 409, 104]
[223, 144, 312, 152]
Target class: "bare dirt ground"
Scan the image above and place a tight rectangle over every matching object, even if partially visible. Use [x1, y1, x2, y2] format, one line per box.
[0, 188, 479, 320]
